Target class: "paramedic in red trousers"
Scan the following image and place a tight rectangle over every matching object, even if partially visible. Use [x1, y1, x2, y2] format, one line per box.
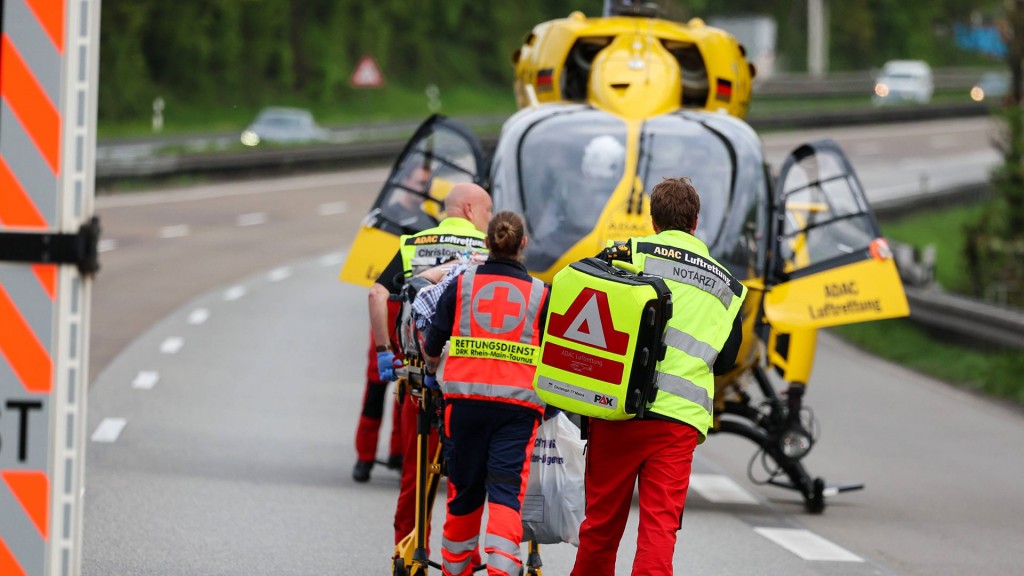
[369, 182, 493, 546]
[422, 211, 551, 576]
[571, 177, 746, 576]
[353, 165, 436, 484]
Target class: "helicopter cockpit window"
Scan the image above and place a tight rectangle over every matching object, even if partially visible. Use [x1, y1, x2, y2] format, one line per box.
[376, 129, 480, 234]
[638, 112, 768, 279]
[778, 150, 876, 273]
[517, 111, 628, 270]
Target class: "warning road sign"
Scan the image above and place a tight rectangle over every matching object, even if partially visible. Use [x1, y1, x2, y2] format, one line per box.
[349, 55, 384, 89]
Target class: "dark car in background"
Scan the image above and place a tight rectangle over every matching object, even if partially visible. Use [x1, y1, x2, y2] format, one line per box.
[240, 107, 329, 146]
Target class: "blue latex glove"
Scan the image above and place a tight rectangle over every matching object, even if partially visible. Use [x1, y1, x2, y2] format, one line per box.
[377, 350, 397, 382]
[423, 374, 440, 391]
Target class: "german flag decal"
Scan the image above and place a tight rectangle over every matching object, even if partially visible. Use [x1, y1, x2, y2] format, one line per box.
[715, 78, 733, 102]
[536, 68, 554, 92]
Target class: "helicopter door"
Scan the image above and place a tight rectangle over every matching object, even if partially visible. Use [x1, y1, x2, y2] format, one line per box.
[761, 139, 909, 331]
[339, 114, 487, 287]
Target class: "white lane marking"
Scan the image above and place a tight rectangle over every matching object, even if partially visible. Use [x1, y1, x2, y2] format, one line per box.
[689, 474, 760, 504]
[97, 169, 388, 209]
[849, 142, 881, 156]
[224, 285, 247, 301]
[188, 308, 210, 325]
[318, 201, 348, 216]
[98, 238, 117, 252]
[320, 252, 345, 267]
[132, 371, 160, 390]
[237, 212, 268, 226]
[159, 225, 190, 239]
[754, 528, 863, 562]
[160, 337, 184, 354]
[268, 267, 292, 282]
[930, 134, 958, 149]
[91, 418, 127, 443]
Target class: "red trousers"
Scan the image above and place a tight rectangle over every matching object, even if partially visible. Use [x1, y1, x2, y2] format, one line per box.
[393, 390, 440, 545]
[355, 301, 403, 464]
[355, 332, 403, 463]
[571, 418, 699, 576]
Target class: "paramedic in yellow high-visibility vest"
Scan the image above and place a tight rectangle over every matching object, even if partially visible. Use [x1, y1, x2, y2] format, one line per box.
[366, 182, 492, 548]
[571, 177, 746, 576]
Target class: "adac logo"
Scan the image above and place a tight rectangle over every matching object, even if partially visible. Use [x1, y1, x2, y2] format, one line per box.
[548, 288, 629, 354]
[594, 394, 615, 406]
[413, 235, 440, 245]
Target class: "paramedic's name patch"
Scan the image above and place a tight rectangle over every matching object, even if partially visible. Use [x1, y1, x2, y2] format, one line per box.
[451, 337, 538, 364]
[637, 242, 741, 308]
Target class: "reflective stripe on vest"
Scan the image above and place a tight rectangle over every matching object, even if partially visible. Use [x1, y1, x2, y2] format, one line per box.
[442, 267, 546, 411]
[654, 371, 714, 415]
[398, 217, 488, 276]
[664, 326, 718, 370]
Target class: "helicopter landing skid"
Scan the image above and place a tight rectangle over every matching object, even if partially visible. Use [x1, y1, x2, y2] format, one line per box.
[712, 365, 864, 514]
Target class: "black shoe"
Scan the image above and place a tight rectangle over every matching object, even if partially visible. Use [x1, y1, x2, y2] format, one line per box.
[385, 453, 403, 471]
[352, 460, 373, 483]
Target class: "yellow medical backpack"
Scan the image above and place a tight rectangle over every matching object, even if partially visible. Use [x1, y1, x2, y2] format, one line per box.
[534, 258, 673, 420]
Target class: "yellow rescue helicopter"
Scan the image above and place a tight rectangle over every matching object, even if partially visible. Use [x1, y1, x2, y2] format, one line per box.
[341, 3, 909, 514]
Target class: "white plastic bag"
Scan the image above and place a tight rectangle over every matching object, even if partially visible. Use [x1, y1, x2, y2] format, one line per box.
[521, 411, 586, 546]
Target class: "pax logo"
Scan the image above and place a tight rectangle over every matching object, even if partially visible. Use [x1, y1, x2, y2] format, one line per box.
[548, 288, 629, 354]
[594, 394, 615, 406]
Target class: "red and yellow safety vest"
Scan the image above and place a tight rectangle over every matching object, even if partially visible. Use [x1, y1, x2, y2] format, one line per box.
[441, 266, 548, 414]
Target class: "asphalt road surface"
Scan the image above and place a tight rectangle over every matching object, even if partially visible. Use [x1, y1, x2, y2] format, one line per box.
[82, 117, 1022, 575]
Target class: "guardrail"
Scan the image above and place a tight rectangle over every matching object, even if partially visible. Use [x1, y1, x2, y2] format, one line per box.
[875, 182, 1024, 352]
[95, 102, 992, 185]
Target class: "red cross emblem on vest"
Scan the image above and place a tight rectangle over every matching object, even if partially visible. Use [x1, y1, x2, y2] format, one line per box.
[472, 281, 527, 334]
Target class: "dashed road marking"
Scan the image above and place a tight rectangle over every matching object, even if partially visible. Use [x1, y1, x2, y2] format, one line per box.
[689, 474, 760, 504]
[318, 201, 348, 216]
[159, 225, 190, 238]
[98, 238, 117, 252]
[754, 528, 863, 562]
[132, 371, 160, 390]
[320, 252, 345, 267]
[160, 337, 184, 354]
[188, 308, 210, 325]
[91, 418, 127, 443]
[237, 212, 268, 226]
[268, 267, 292, 282]
[224, 285, 247, 301]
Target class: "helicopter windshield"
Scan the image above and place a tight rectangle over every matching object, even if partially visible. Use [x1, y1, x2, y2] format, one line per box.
[515, 110, 629, 270]
[638, 112, 768, 279]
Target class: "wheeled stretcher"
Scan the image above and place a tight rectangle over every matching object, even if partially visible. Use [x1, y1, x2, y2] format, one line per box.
[390, 356, 545, 575]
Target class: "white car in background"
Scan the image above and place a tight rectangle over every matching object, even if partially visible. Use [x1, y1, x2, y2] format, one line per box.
[240, 107, 330, 146]
[872, 60, 933, 106]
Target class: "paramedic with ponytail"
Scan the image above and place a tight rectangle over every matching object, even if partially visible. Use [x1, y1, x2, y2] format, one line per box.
[571, 177, 746, 576]
[422, 211, 550, 576]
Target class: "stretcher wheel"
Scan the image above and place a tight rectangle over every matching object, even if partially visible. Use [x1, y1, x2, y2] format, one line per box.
[392, 558, 408, 576]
